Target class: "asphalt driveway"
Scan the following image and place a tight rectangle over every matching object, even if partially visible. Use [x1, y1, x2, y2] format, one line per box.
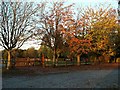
[2, 69, 119, 88]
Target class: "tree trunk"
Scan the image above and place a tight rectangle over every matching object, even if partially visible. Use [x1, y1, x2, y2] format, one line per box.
[56, 58, 58, 66]
[42, 54, 45, 68]
[53, 49, 56, 67]
[94, 56, 97, 64]
[56, 53, 59, 66]
[77, 54, 81, 66]
[7, 50, 11, 70]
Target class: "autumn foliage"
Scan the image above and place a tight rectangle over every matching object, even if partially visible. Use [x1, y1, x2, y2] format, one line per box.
[0, 1, 119, 69]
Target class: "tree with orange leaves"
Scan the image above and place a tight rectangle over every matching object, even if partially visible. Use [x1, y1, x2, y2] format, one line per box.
[76, 4, 118, 63]
[37, 1, 75, 66]
[62, 10, 92, 66]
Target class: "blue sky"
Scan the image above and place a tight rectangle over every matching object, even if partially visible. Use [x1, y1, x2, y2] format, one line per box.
[65, 0, 117, 8]
[3, 0, 118, 9]
[0, 0, 118, 50]
[38, 0, 118, 9]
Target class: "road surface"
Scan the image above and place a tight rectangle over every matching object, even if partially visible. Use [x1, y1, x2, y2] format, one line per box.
[2, 69, 119, 88]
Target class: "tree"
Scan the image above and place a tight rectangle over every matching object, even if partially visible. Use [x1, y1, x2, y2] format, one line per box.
[2, 50, 8, 60]
[61, 7, 92, 66]
[38, 45, 53, 59]
[22, 50, 27, 58]
[0, 1, 42, 69]
[26, 47, 38, 58]
[108, 25, 120, 62]
[37, 1, 74, 66]
[77, 4, 118, 63]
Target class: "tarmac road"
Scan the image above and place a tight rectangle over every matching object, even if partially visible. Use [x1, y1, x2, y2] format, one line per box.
[2, 69, 119, 88]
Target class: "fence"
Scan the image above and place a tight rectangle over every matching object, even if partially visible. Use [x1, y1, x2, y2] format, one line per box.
[1, 58, 77, 67]
[2, 58, 41, 67]
[2, 57, 119, 68]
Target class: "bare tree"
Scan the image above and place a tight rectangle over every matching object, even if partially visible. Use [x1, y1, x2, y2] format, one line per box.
[0, 1, 42, 69]
[37, 2, 74, 66]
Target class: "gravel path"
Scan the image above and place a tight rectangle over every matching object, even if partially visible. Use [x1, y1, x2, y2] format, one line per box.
[2, 69, 119, 88]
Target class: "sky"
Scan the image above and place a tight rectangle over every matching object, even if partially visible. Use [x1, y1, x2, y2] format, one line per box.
[0, 0, 118, 50]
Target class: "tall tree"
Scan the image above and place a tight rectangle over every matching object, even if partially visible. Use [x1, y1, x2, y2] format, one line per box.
[37, 2, 74, 66]
[80, 4, 118, 61]
[108, 25, 120, 59]
[62, 7, 92, 66]
[0, 1, 42, 69]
